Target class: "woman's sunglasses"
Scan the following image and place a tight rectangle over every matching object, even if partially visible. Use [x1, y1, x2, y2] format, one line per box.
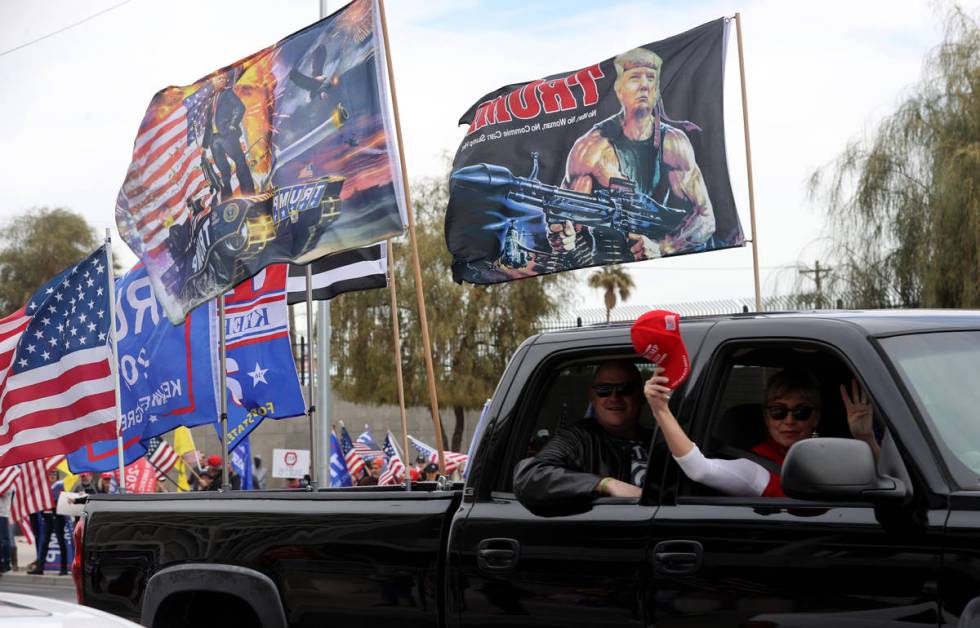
[765, 404, 817, 421]
[592, 382, 640, 397]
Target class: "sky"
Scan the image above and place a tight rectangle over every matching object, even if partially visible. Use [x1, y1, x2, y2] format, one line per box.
[0, 0, 964, 315]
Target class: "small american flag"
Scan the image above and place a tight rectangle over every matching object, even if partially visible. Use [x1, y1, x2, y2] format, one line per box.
[145, 437, 178, 475]
[378, 431, 404, 486]
[338, 425, 365, 478]
[0, 247, 117, 467]
[10, 456, 63, 545]
[408, 435, 469, 476]
[354, 428, 383, 462]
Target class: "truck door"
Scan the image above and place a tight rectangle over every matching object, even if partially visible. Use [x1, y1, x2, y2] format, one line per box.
[648, 319, 947, 626]
[447, 344, 673, 628]
[877, 329, 980, 626]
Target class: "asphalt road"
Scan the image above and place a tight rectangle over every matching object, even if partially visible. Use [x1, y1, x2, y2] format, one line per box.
[0, 577, 77, 602]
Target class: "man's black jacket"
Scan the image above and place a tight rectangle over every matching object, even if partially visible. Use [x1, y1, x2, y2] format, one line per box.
[513, 418, 652, 509]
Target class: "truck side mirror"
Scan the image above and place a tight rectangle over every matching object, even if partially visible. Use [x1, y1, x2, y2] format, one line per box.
[782, 438, 908, 502]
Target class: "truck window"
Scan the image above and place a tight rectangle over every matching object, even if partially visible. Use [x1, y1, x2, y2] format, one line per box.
[679, 343, 880, 500]
[500, 355, 664, 494]
[881, 330, 980, 489]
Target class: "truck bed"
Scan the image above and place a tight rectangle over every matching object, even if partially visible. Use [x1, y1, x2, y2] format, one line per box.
[82, 485, 462, 627]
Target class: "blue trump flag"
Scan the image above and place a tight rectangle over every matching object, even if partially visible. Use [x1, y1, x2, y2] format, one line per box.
[68, 265, 219, 473]
[329, 432, 352, 487]
[217, 265, 306, 453]
[230, 437, 252, 490]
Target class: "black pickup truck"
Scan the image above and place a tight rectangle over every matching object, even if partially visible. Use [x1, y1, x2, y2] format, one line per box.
[76, 311, 980, 627]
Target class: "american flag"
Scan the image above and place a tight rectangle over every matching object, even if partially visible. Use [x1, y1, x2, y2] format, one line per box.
[8, 456, 63, 545]
[145, 437, 178, 475]
[0, 247, 117, 467]
[338, 425, 365, 478]
[117, 82, 222, 258]
[408, 435, 469, 476]
[378, 431, 404, 486]
[354, 428, 383, 462]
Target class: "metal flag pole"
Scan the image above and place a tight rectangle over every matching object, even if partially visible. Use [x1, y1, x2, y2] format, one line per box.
[104, 229, 127, 494]
[305, 265, 318, 489]
[384, 240, 410, 464]
[316, 300, 330, 488]
[377, 0, 447, 474]
[219, 296, 229, 490]
[316, 0, 337, 494]
[734, 13, 763, 313]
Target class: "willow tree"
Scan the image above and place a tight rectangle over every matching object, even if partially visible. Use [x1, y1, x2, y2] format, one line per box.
[809, 8, 980, 308]
[0, 208, 99, 314]
[330, 176, 572, 451]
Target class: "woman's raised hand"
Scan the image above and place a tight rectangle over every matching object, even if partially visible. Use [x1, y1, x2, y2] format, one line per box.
[840, 379, 874, 441]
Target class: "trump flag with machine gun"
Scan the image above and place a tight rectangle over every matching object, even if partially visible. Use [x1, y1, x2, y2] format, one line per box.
[115, 0, 407, 324]
[446, 19, 743, 284]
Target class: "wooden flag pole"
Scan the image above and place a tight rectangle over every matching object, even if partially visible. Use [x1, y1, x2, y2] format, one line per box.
[218, 297, 230, 490]
[104, 230, 126, 495]
[735, 13, 763, 313]
[377, 0, 447, 474]
[385, 240, 411, 466]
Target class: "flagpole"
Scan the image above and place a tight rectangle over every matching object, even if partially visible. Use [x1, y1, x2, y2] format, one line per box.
[305, 265, 318, 489]
[385, 240, 411, 465]
[377, 0, 447, 474]
[218, 296, 229, 490]
[734, 13, 763, 312]
[104, 229, 127, 495]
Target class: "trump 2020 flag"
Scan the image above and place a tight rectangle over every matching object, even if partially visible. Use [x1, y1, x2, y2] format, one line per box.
[219, 264, 306, 452]
[446, 19, 742, 284]
[68, 264, 218, 473]
[329, 431, 352, 487]
[0, 247, 119, 466]
[116, 0, 408, 324]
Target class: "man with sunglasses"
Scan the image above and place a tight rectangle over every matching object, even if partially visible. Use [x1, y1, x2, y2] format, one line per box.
[645, 367, 876, 497]
[514, 360, 653, 508]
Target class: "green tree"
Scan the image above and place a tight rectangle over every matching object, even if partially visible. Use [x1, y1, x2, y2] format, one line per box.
[587, 265, 634, 322]
[0, 208, 99, 314]
[330, 176, 572, 451]
[809, 7, 980, 308]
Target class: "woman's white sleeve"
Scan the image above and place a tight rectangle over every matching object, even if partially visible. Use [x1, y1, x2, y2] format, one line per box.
[673, 445, 770, 497]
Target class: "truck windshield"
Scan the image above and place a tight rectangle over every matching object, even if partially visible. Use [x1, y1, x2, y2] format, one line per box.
[881, 330, 980, 488]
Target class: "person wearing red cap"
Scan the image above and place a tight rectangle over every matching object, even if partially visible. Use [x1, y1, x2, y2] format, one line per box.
[97, 472, 115, 495]
[514, 360, 653, 508]
[645, 368, 878, 497]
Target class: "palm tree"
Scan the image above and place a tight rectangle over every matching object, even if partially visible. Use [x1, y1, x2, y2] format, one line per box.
[587, 266, 634, 323]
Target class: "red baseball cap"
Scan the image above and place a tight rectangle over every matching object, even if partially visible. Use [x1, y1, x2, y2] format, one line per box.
[207, 455, 222, 467]
[630, 309, 690, 389]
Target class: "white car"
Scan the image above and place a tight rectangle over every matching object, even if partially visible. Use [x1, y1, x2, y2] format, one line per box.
[0, 592, 140, 627]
